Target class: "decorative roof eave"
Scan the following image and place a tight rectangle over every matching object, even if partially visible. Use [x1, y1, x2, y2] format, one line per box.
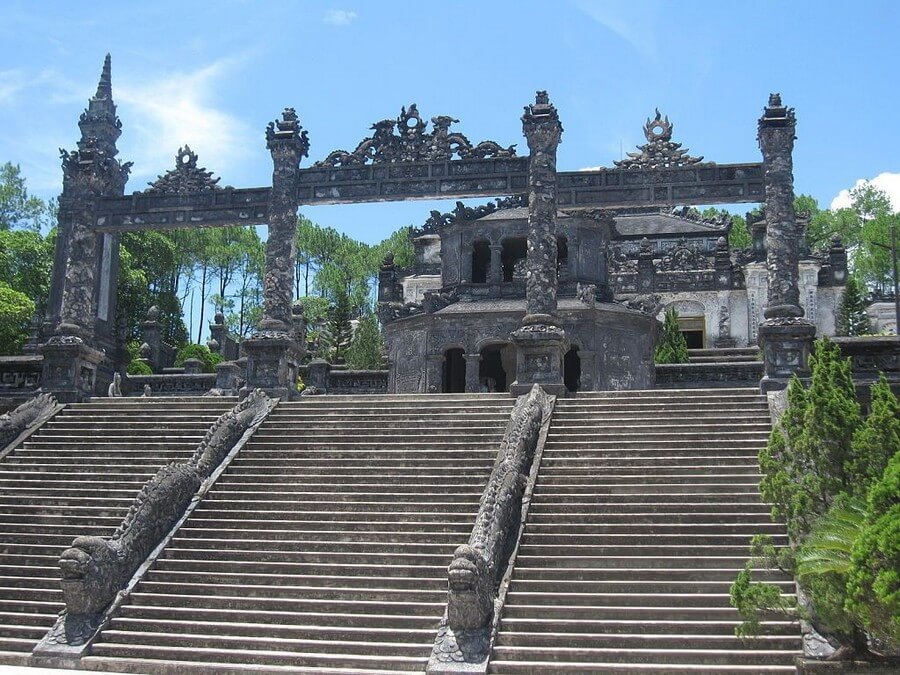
[315, 104, 517, 167]
[411, 195, 527, 236]
[143, 146, 229, 195]
[614, 109, 710, 170]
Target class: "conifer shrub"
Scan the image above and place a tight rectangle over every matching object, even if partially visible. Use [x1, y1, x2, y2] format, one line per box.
[346, 312, 384, 370]
[654, 307, 689, 364]
[836, 277, 872, 337]
[174, 343, 222, 373]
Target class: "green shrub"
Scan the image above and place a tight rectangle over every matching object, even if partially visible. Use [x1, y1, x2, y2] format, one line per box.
[127, 360, 153, 376]
[346, 312, 383, 370]
[174, 343, 222, 373]
[654, 307, 689, 364]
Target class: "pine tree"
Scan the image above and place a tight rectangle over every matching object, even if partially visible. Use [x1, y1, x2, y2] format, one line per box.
[317, 289, 353, 364]
[346, 312, 384, 370]
[846, 373, 900, 491]
[654, 307, 690, 364]
[836, 277, 871, 337]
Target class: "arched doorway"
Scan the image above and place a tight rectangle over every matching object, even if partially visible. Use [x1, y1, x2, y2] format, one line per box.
[479, 343, 511, 392]
[501, 238, 527, 282]
[564, 346, 581, 393]
[471, 240, 490, 283]
[443, 348, 465, 393]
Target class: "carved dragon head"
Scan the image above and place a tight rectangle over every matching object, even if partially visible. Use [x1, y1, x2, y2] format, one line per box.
[59, 536, 121, 616]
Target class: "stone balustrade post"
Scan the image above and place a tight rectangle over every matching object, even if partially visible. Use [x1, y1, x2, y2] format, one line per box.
[489, 245, 503, 285]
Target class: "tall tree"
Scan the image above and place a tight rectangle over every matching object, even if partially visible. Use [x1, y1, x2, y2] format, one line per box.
[836, 277, 871, 337]
[0, 162, 54, 232]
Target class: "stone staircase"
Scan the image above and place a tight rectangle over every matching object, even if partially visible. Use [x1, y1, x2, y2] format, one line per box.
[688, 347, 761, 364]
[84, 393, 514, 674]
[0, 396, 237, 666]
[489, 388, 800, 674]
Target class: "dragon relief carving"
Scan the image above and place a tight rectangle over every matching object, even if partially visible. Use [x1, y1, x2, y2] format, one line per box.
[56, 390, 272, 639]
[143, 146, 227, 195]
[446, 384, 552, 632]
[614, 109, 708, 170]
[656, 238, 713, 272]
[0, 393, 57, 450]
[315, 104, 517, 167]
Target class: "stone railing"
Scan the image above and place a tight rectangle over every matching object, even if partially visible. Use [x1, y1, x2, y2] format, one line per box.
[428, 384, 554, 673]
[124, 372, 217, 396]
[833, 335, 900, 381]
[34, 391, 274, 660]
[655, 362, 764, 389]
[327, 369, 388, 394]
[0, 355, 43, 398]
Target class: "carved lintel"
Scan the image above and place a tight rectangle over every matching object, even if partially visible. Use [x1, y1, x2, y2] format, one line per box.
[614, 109, 708, 170]
[143, 146, 227, 195]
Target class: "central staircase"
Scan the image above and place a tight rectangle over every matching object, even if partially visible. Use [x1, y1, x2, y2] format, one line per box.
[0, 396, 237, 665]
[489, 388, 800, 674]
[84, 394, 514, 674]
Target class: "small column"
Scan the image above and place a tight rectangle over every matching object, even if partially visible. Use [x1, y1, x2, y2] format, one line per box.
[489, 245, 503, 285]
[242, 108, 309, 400]
[510, 91, 567, 396]
[464, 353, 482, 393]
[756, 93, 815, 392]
[637, 237, 655, 292]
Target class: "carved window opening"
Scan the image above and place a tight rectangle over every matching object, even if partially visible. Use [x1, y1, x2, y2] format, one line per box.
[557, 236, 569, 279]
[442, 348, 466, 393]
[564, 346, 581, 393]
[479, 343, 511, 393]
[502, 238, 527, 282]
[471, 240, 490, 284]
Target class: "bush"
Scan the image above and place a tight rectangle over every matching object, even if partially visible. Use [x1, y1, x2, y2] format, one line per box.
[0, 281, 34, 355]
[654, 307, 689, 364]
[174, 344, 223, 373]
[127, 360, 153, 376]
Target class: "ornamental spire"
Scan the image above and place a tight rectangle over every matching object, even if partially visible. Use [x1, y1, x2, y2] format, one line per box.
[95, 53, 112, 100]
[78, 53, 121, 158]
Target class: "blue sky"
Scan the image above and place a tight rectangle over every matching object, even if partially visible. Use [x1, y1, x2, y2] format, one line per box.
[1, 0, 898, 242]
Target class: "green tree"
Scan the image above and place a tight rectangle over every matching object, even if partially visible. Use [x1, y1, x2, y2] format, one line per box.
[0, 227, 54, 315]
[654, 307, 689, 364]
[0, 162, 54, 231]
[317, 287, 354, 364]
[836, 277, 871, 337]
[0, 282, 35, 354]
[728, 214, 751, 249]
[346, 311, 384, 370]
[847, 374, 900, 492]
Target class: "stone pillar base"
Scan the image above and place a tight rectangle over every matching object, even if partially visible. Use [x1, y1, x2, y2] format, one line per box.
[305, 358, 331, 394]
[509, 322, 567, 397]
[38, 335, 105, 403]
[240, 332, 303, 400]
[758, 317, 816, 393]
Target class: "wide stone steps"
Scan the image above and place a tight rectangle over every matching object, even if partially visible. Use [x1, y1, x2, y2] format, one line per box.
[0, 396, 236, 658]
[490, 388, 800, 673]
[88, 395, 514, 674]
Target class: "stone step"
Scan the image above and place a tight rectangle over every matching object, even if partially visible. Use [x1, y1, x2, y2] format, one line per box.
[490, 645, 796, 666]
[503, 590, 793, 608]
[495, 632, 799, 650]
[509, 579, 793, 594]
[509, 567, 790, 582]
[82, 655, 406, 674]
[143, 571, 448, 591]
[160, 548, 454, 566]
[136, 581, 445, 603]
[164, 537, 461, 554]
[488, 661, 796, 674]
[525, 523, 785, 535]
[497, 617, 794, 635]
[174, 528, 469, 543]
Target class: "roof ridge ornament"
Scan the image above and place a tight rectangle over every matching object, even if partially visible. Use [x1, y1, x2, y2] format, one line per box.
[315, 104, 516, 167]
[143, 146, 228, 194]
[614, 109, 708, 170]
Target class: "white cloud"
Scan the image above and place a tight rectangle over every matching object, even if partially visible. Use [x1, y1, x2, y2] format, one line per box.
[323, 9, 358, 26]
[830, 172, 900, 213]
[116, 58, 252, 184]
[0, 70, 28, 103]
[571, 0, 659, 61]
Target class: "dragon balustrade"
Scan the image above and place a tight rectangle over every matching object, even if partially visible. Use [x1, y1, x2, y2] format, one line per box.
[429, 384, 554, 672]
[36, 390, 273, 658]
[0, 392, 58, 452]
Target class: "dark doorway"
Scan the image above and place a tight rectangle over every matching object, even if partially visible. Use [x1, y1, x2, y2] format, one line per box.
[502, 238, 528, 282]
[557, 236, 569, 279]
[471, 240, 490, 283]
[564, 346, 581, 393]
[682, 330, 704, 349]
[479, 344, 507, 392]
[443, 348, 466, 393]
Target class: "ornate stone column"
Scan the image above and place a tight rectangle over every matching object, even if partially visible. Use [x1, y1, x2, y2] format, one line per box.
[464, 353, 482, 393]
[510, 91, 567, 396]
[242, 108, 309, 400]
[40, 55, 131, 402]
[489, 244, 503, 285]
[756, 94, 815, 392]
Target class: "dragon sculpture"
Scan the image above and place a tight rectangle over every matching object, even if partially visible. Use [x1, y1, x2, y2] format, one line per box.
[0, 392, 57, 450]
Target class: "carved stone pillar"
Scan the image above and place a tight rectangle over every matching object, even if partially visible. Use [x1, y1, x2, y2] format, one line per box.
[756, 94, 815, 392]
[41, 56, 131, 402]
[510, 91, 567, 396]
[637, 237, 655, 292]
[242, 109, 309, 400]
[464, 353, 482, 393]
[489, 245, 503, 285]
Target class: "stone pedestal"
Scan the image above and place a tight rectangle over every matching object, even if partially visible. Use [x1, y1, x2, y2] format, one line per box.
[758, 317, 815, 392]
[240, 333, 302, 400]
[509, 320, 567, 396]
[39, 335, 105, 403]
[214, 361, 242, 395]
[306, 358, 331, 394]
